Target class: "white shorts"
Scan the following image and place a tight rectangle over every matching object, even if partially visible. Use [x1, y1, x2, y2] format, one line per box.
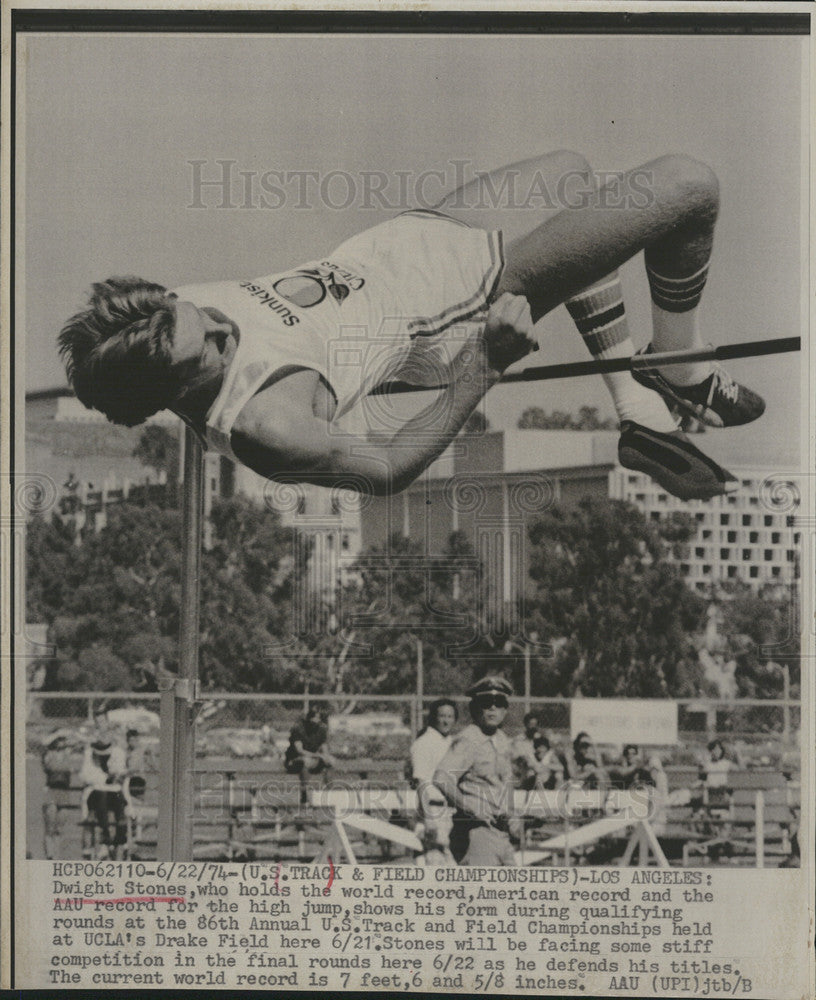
[325, 211, 504, 412]
[332, 209, 504, 340]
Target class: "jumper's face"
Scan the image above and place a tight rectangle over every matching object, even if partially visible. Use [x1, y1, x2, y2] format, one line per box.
[524, 717, 540, 739]
[473, 696, 508, 734]
[170, 301, 238, 376]
[432, 705, 456, 736]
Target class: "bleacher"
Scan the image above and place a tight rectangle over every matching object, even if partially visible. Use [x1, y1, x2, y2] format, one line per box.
[35, 752, 798, 867]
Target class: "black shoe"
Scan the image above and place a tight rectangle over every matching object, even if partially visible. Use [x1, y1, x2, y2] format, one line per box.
[632, 345, 765, 428]
[618, 421, 738, 501]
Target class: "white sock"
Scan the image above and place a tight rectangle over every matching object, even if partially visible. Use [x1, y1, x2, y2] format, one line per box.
[598, 339, 678, 431]
[647, 263, 714, 386]
[564, 277, 677, 433]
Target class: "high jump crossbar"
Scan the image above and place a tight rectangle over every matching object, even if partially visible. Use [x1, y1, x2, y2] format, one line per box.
[156, 333, 800, 860]
[372, 336, 801, 394]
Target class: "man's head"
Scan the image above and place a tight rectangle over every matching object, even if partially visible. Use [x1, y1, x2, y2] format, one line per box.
[522, 711, 541, 739]
[126, 729, 140, 750]
[58, 278, 236, 427]
[623, 743, 639, 764]
[307, 705, 327, 725]
[467, 676, 513, 735]
[428, 699, 458, 736]
[573, 731, 595, 765]
[707, 738, 725, 761]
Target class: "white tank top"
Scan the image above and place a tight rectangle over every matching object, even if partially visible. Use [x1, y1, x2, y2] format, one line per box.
[174, 213, 503, 462]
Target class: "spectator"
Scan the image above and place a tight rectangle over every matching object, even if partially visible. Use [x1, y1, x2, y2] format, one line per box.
[646, 755, 669, 835]
[434, 676, 519, 866]
[700, 738, 733, 790]
[79, 736, 128, 858]
[529, 734, 565, 791]
[569, 731, 608, 790]
[409, 700, 458, 866]
[612, 743, 651, 789]
[125, 728, 156, 775]
[511, 711, 542, 788]
[284, 706, 334, 800]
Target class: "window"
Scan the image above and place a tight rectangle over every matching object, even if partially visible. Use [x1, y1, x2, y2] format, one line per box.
[720, 548, 730, 559]
[658, 494, 667, 502]
[764, 549, 773, 561]
[702, 530, 712, 540]
[680, 563, 690, 574]
[742, 549, 751, 561]
[703, 565, 712, 575]
[651, 511, 661, 520]
[297, 495, 306, 515]
[749, 531, 759, 544]
[771, 532, 781, 544]
[742, 515, 752, 526]
[764, 515, 773, 527]
[786, 550, 795, 561]
[727, 566, 738, 578]
[695, 512, 706, 521]
[749, 566, 759, 579]
[695, 547, 705, 558]
[720, 514, 730, 526]
[635, 493, 646, 502]
[749, 496, 759, 506]
[342, 534, 350, 551]
[772, 566, 781, 578]
[727, 531, 737, 543]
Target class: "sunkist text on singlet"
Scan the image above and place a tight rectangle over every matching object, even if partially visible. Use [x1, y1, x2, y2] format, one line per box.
[238, 281, 300, 326]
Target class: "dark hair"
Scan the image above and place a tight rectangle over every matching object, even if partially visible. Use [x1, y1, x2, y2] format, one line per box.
[533, 734, 550, 751]
[623, 743, 639, 757]
[523, 711, 541, 727]
[429, 699, 458, 727]
[707, 738, 725, 754]
[573, 731, 592, 749]
[126, 729, 139, 740]
[58, 277, 179, 426]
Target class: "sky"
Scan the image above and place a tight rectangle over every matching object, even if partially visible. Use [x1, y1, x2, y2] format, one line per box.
[18, 30, 807, 470]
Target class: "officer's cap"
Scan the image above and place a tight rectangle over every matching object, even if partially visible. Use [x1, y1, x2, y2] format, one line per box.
[467, 675, 513, 700]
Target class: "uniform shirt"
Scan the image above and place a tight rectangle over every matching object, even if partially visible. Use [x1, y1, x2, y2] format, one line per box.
[433, 724, 513, 822]
[511, 734, 537, 769]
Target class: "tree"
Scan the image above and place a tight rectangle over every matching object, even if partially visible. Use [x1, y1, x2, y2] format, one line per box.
[523, 497, 707, 697]
[26, 494, 302, 693]
[718, 584, 800, 698]
[517, 406, 615, 430]
[133, 424, 181, 478]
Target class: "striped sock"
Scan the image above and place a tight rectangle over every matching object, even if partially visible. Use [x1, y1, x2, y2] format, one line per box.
[565, 275, 677, 432]
[646, 262, 713, 386]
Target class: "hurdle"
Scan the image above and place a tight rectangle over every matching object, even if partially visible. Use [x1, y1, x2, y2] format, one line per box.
[155, 336, 801, 861]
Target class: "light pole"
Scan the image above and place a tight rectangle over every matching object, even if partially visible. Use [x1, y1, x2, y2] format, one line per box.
[504, 635, 538, 713]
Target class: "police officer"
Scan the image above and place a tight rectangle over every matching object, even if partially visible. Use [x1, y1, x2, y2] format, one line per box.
[433, 676, 518, 866]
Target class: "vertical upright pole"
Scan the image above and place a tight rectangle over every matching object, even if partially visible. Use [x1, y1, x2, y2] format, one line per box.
[782, 665, 790, 744]
[158, 426, 203, 861]
[755, 791, 765, 868]
[416, 638, 424, 734]
[524, 643, 531, 714]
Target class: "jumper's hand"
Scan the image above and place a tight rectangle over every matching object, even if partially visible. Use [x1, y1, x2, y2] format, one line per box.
[481, 293, 537, 375]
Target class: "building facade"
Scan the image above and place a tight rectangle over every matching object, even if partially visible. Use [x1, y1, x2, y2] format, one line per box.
[609, 467, 800, 592]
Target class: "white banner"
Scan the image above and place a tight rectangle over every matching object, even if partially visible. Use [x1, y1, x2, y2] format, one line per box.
[571, 701, 678, 746]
